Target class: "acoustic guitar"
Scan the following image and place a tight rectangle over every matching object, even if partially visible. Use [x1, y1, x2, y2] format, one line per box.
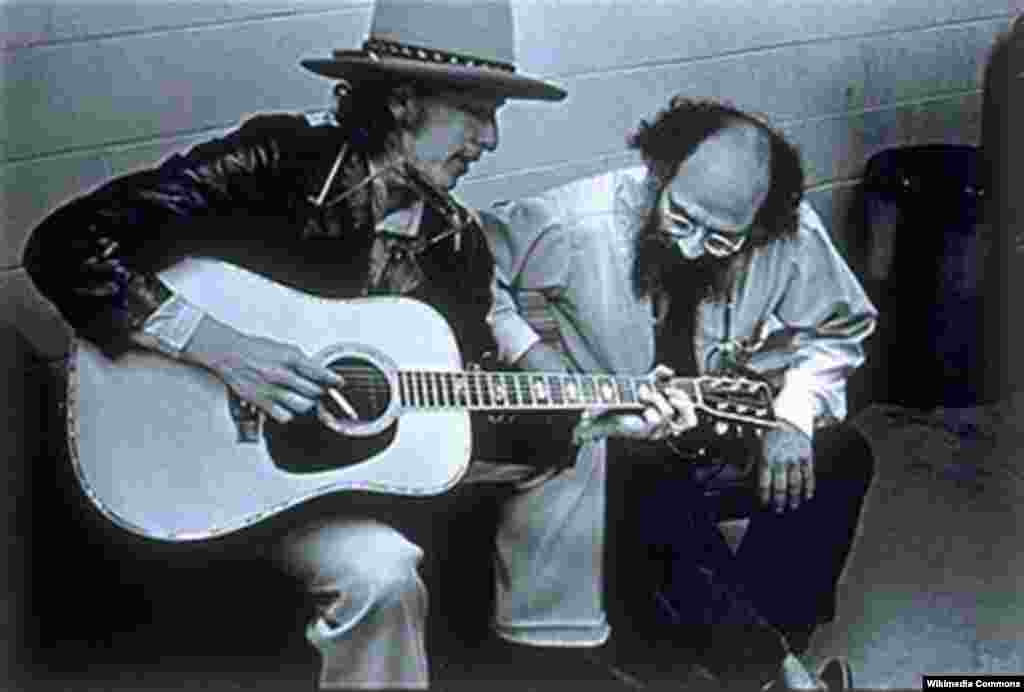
[67, 258, 779, 542]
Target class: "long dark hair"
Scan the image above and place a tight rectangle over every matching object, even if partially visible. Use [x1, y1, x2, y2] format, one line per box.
[629, 96, 805, 299]
[330, 80, 434, 158]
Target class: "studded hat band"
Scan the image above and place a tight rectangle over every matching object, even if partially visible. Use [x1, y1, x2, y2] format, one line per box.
[341, 38, 516, 74]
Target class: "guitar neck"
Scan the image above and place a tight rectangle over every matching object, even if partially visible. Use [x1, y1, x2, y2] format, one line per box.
[395, 369, 676, 412]
[391, 368, 780, 430]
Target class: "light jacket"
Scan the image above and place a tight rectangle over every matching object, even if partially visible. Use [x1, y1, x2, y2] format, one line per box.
[484, 166, 878, 437]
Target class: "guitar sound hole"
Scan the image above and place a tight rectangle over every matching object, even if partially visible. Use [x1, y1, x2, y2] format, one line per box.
[264, 356, 396, 475]
[323, 357, 392, 422]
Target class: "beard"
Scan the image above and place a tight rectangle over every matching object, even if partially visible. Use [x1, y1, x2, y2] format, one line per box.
[631, 210, 740, 306]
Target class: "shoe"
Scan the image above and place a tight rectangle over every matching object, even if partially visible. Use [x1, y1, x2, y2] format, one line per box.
[816, 657, 852, 691]
[759, 655, 852, 691]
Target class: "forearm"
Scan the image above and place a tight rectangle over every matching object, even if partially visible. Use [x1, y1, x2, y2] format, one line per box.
[130, 311, 241, 374]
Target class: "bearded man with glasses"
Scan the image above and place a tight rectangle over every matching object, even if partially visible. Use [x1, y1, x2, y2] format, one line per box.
[484, 96, 878, 689]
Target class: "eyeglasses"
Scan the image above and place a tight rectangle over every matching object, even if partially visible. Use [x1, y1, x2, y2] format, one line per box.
[660, 198, 749, 258]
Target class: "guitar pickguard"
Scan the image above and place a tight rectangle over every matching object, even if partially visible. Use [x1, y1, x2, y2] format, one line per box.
[265, 413, 398, 474]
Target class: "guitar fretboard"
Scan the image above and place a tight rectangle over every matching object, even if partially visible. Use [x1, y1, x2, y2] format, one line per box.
[397, 370, 670, 411]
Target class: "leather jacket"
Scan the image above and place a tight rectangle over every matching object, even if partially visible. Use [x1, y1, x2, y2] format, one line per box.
[22, 114, 498, 362]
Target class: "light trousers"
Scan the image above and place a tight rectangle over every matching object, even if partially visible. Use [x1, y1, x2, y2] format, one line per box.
[273, 441, 609, 690]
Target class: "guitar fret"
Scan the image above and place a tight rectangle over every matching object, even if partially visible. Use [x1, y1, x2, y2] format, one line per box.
[530, 375, 549, 407]
[562, 375, 581, 407]
[504, 373, 519, 407]
[547, 374, 564, 406]
[417, 371, 427, 407]
[456, 373, 469, 406]
[597, 376, 619, 406]
[438, 372, 449, 408]
[619, 377, 638, 405]
[442, 372, 454, 409]
[580, 377, 597, 406]
[432, 372, 444, 408]
[512, 376, 528, 407]
[491, 373, 507, 407]
[479, 372, 493, 407]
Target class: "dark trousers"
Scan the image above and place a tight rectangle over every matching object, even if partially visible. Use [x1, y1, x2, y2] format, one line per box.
[605, 423, 875, 683]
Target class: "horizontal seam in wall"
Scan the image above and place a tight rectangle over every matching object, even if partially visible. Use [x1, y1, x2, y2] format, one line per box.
[2, 3, 371, 53]
[553, 13, 1014, 80]
[777, 88, 984, 128]
[2, 106, 343, 167]
[2, 88, 983, 171]
[465, 151, 639, 187]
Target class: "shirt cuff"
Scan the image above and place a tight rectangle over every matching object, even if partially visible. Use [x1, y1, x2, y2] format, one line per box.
[491, 312, 541, 364]
[140, 293, 206, 358]
[772, 368, 817, 439]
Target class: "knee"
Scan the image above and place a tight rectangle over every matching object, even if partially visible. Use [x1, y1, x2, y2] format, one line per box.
[278, 519, 425, 607]
[355, 555, 425, 611]
[326, 524, 423, 602]
[814, 423, 875, 492]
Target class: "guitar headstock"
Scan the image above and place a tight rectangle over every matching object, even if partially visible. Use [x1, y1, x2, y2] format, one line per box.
[668, 373, 779, 436]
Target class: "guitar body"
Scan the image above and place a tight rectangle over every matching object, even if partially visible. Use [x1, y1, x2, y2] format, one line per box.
[69, 258, 471, 542]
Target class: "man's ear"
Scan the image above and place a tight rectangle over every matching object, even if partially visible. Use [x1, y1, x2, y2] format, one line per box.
[388, 85, 425, 131]
[388, 98, 410, 123]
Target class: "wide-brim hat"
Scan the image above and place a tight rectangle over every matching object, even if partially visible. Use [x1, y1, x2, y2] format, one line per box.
[301, 0, 566, 101]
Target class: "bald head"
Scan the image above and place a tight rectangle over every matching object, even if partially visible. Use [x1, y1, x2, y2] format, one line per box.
[667, 121, 772, 233]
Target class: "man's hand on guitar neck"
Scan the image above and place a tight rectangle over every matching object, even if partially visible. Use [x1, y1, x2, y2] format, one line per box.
[512, 345, 698, 444]
[573, 364, 698, 444]
[137, 314, 345, 424]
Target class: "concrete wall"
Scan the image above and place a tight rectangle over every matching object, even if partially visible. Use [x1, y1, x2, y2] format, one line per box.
[3, 0, 1021, 363]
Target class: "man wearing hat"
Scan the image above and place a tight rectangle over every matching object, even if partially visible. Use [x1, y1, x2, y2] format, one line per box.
[23, 1, 647, 689]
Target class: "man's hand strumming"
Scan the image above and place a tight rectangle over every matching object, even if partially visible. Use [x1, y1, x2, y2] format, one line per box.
[181, 316, 344, 424]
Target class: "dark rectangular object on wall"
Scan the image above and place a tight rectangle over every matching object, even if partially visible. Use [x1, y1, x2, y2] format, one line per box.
[862, 144, 992, 409]
[981, 16, 1024, 400]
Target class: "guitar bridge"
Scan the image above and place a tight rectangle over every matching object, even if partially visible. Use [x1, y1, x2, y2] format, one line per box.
[228, 390, 262, 443]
